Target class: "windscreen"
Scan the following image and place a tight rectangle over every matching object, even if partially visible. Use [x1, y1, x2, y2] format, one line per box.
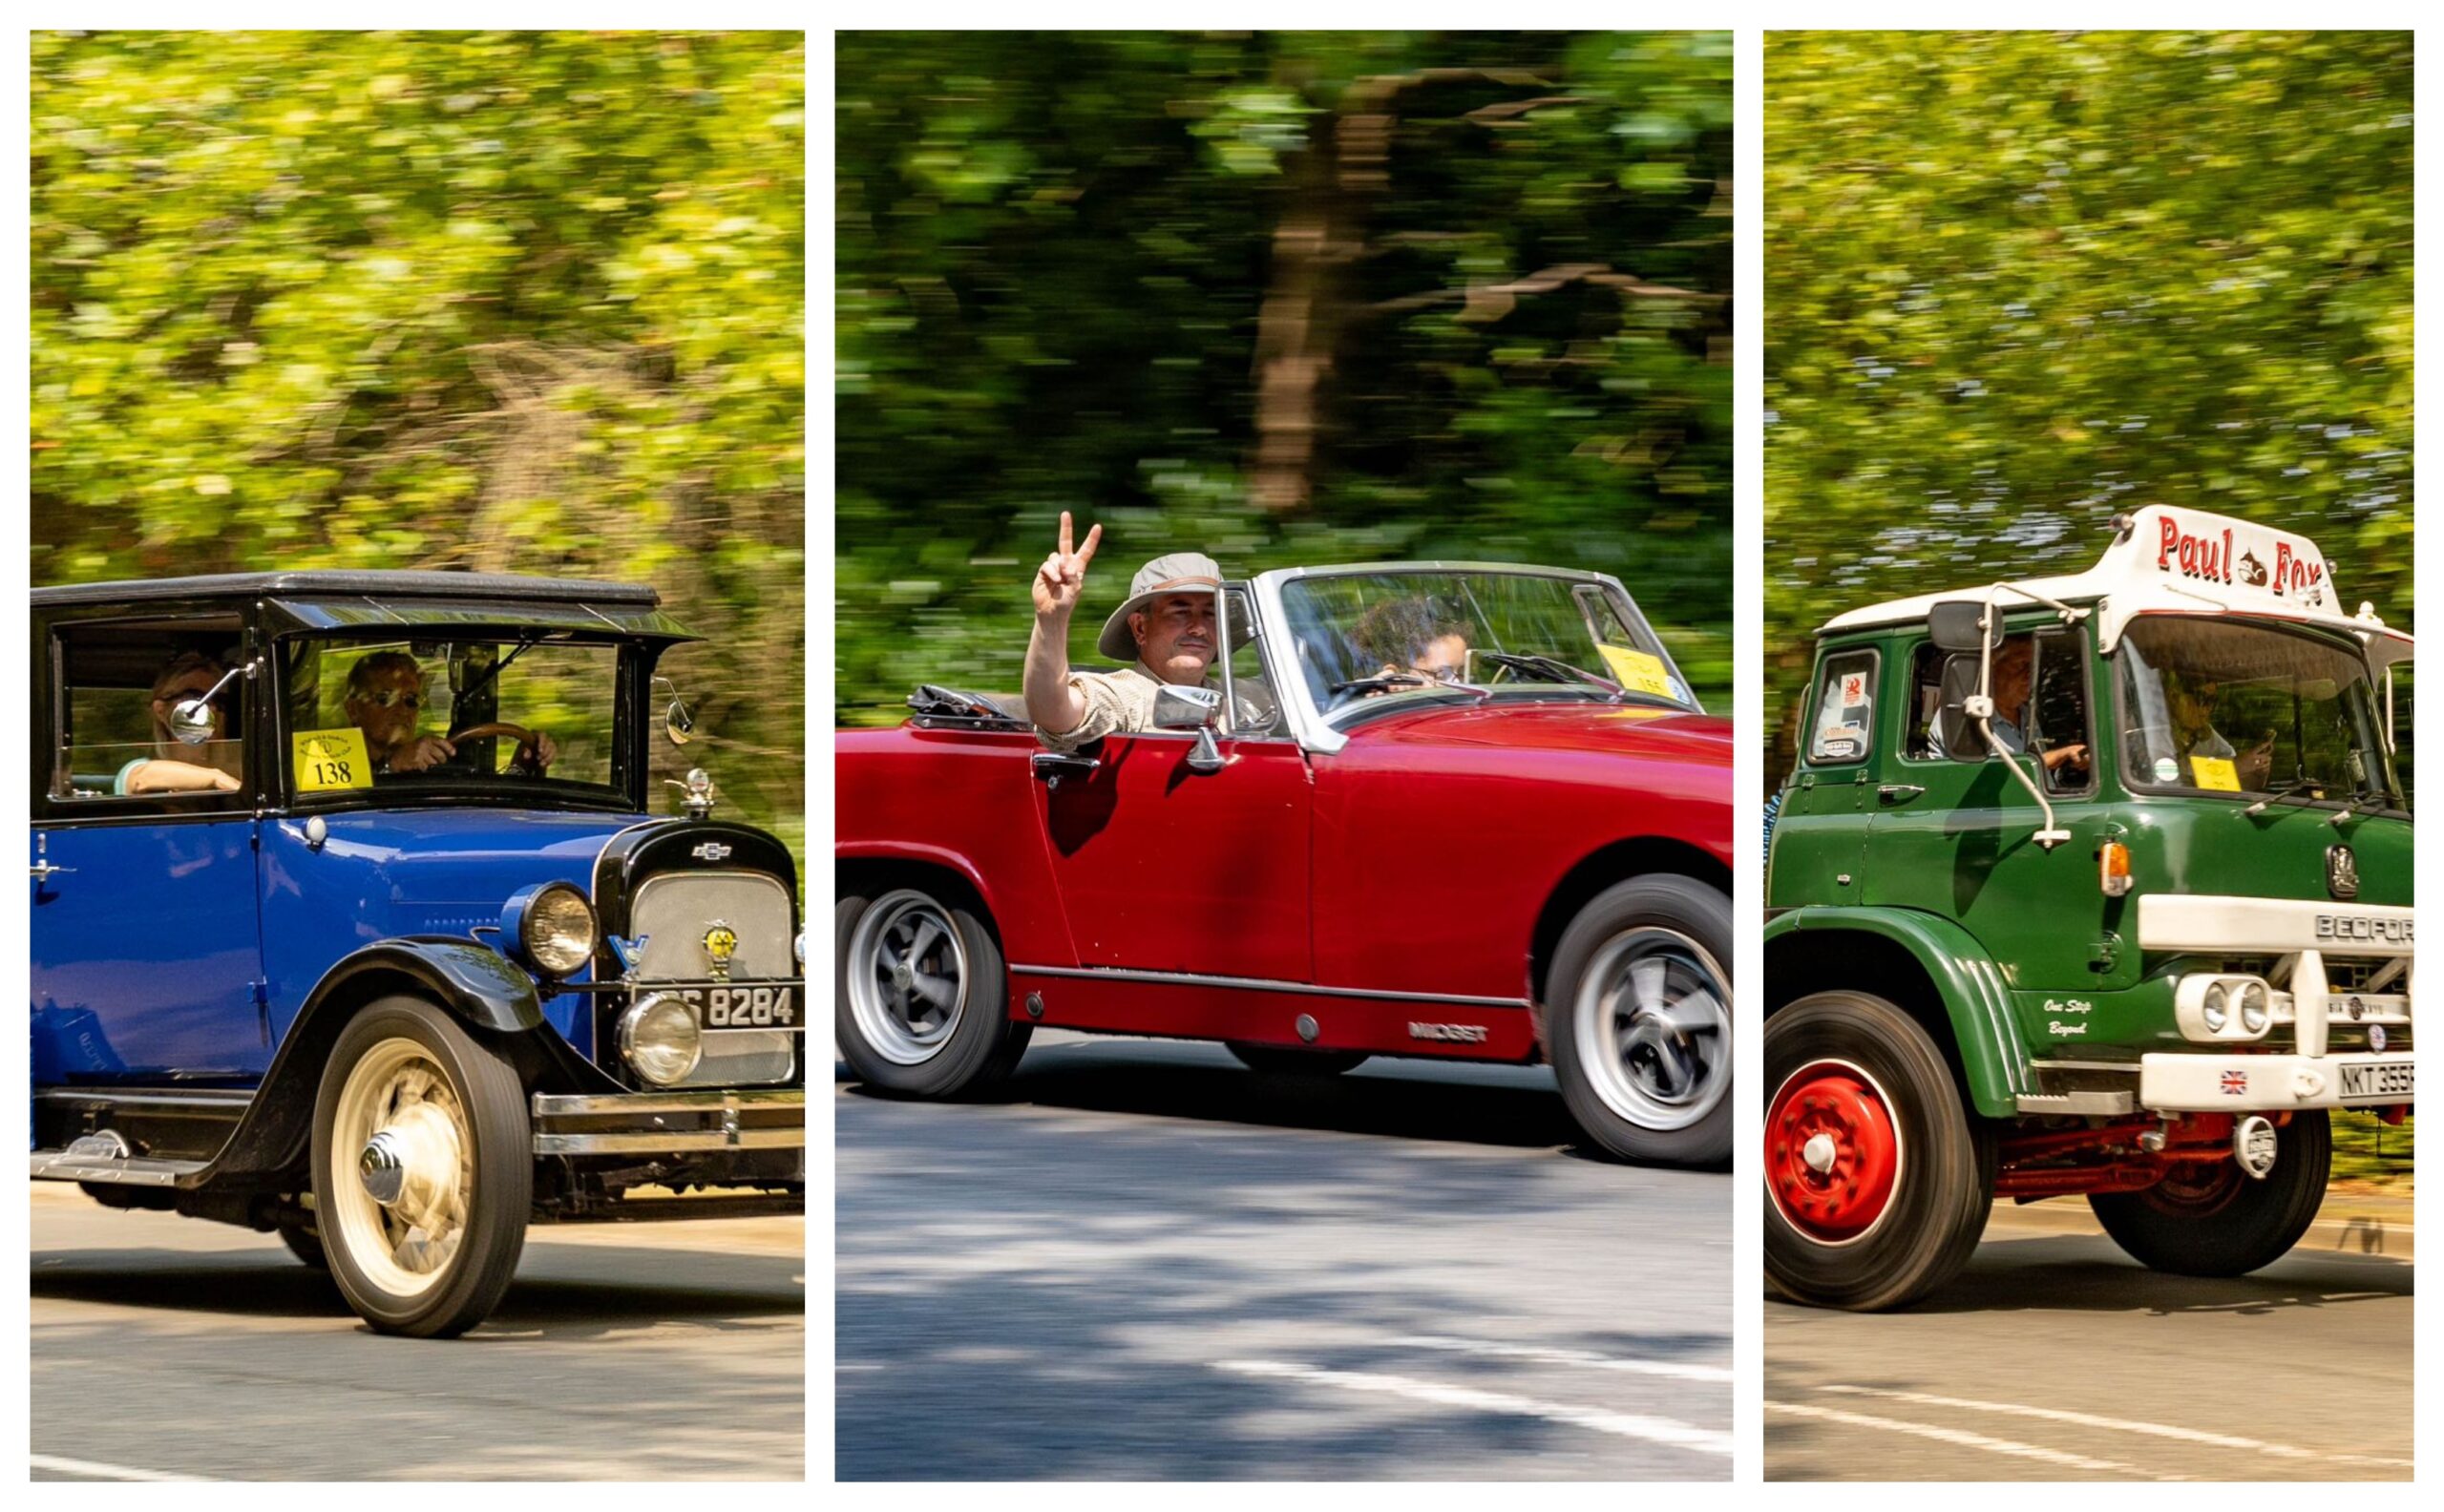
[1278, 571, 1695, 716]
[2116, 618, 2402, 811]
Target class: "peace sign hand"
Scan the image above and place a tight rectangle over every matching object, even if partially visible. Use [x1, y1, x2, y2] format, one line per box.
[1033, 510, 1103, 621]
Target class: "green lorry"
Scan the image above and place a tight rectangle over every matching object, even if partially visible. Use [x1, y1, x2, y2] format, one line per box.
[1765, 504, 2412, 1310]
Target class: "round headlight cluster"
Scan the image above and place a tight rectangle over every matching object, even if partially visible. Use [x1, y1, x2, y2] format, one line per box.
[2238, 980, 2270, 1035]
[2202, 981, 2229, 1034]
[619, 993, 702, 1085]
[520, 883, 598, 976]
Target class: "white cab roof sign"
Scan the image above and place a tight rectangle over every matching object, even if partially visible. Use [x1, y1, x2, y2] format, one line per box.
[1822, 504, 2410, 656]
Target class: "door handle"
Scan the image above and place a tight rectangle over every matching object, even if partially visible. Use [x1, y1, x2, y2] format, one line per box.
[1877, 785, 1925, 807]
[1030, 752, 1102, 790]
[30, 861, 74, 881]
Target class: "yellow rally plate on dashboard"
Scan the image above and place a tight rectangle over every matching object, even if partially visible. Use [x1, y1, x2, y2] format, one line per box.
[2189, 755, 2241, 792]
[1597, 645, 1676, 699]
[293, 728, 374, 791]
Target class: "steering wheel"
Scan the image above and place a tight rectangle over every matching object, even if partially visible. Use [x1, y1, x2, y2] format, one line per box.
[449, 721, 550, 777]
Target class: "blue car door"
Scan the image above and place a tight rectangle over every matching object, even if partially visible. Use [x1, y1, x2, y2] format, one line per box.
[32, 618, 267, 1084]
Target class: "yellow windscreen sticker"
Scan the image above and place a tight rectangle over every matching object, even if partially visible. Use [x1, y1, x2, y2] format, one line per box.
[2189, 755, 2241, 792]
[293, 728, 374, 791]
[1598, 645, 1676, 699]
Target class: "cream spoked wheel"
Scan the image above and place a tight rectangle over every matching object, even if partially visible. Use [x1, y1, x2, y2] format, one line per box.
[1575, 927, 1733, 1132]
[326, 1039, 473, 1300]
[312, 996, 529, 1337]
[846, 890, 971, 1066]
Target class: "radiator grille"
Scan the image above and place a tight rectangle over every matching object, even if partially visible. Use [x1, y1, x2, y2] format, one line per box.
[630, 870, 796, 1086]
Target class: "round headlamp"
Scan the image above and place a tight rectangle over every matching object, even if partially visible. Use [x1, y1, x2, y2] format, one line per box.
[2239, 980, 2270, 1035]
[618, 993, 702, 1085]
[2202, 981, 2229, 1033]
[503, 882, 597, 977]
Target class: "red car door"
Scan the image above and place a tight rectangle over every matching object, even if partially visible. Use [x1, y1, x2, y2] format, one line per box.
[1031, 729, 1313, 983]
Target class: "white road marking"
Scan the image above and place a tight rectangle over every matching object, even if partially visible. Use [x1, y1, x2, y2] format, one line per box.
[1217, 1358, 1731, 1458]
[1766, 1401, 2166, 1479]
[1392, 1334, 1733, 1383]
[1819, 1385, 2413, 1470]
[32, 1454, 217, 1482]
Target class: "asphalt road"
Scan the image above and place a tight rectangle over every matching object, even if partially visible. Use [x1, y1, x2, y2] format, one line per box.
[31, 1185, 804, 1480]
[1766, 1195, 2414, 1481]
[836, 1030, 1731, 1480]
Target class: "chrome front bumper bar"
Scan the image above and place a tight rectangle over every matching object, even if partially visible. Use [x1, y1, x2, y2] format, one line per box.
[2139, 1052, 2413, 1112]
[530, 1087, 805, 1156]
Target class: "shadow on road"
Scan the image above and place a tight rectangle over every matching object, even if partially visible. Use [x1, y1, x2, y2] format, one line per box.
[839, 1042, 1603, 1156]
[32, 1243, 802, 1335]
[1768, 1235, 2412, 1317]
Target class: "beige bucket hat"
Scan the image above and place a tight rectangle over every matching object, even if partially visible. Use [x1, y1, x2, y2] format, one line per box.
[1097, 552, 1231, 662]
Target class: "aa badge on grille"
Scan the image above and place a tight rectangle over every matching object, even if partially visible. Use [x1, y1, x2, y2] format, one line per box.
[703, 921, 740, 981]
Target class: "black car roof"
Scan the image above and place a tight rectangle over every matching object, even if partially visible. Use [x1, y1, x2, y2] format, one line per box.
[32, 570, 661, 608]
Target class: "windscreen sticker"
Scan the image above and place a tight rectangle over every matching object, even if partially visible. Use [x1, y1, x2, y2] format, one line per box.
[1598, 645, 1677, 699]
[293, 728, 374, 791]
[2152, 756, 2181, 785]
[1836, 671, 1869, 708]
[2189, 755, 2241, 792]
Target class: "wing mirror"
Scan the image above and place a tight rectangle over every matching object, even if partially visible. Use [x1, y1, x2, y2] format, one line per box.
[168, 658, 260, 745]
[1928, 600, 1999, 653]
[654, 677, 695, 746]
[1152, 684, 1226, 774]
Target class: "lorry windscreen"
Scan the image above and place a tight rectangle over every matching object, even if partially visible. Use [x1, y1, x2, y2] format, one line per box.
[2116, 617, 2402, 811]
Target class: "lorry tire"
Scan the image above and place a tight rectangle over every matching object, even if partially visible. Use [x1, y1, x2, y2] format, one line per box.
[312, 996, 530, 1338]
[1549, 876, 1733, 1167]
[1764, 991, 1994, 1311]
[2089, 1111, 2330, 1277]
[1227, 1042, 1370, 1077]
[837, 887, 1029, 1097]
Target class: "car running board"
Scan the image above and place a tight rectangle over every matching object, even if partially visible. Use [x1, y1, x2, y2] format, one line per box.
[29, 1132, 209, 1186]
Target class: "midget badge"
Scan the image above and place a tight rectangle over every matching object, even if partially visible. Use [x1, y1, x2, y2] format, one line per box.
[702, 921, 740, 981]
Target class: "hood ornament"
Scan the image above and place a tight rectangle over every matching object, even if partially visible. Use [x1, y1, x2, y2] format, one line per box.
[2326, 844, 2360, 900]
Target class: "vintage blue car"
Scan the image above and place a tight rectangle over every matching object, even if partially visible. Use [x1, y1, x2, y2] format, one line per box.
[31, 571, 805, 1336]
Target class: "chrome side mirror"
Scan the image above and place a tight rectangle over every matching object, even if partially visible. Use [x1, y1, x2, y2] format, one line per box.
[654, 677, 695, 746]
[1151, 683, 1222, 730]
[169, 658, 260, 746]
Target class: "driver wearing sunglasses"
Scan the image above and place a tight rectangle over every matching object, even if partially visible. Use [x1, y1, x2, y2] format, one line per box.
[345, 650, 558, 775]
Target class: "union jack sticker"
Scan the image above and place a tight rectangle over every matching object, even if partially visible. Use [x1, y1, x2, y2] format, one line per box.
[2220, 1069, 2248, 1096]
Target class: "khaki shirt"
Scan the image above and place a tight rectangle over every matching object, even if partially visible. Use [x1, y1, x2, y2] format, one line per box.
[1036, 663, 1173, 752]
[1035, 662, 1275, 752]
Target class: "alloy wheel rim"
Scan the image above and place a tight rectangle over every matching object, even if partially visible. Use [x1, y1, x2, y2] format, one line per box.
[847, 891, 968, 1065]
[1765, 1058, 1904, 1245]
[1574, 927, 1732, 1131]
[327, 1038, 472, 1298]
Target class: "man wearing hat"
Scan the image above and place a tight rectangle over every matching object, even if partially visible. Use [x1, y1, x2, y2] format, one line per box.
[1023, 511, 1230, 752]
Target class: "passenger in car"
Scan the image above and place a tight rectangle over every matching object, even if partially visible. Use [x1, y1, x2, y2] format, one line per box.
[115, 651, 243, 794]
[1350, 595, 1472, 691]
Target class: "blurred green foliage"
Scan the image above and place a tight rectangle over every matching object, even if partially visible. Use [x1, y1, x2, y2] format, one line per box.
[1765, 32, 2412, 788]
[2330, 1110, 2412, 1187]
[838, 32, 1733, 718]
[32, 31, 805, 856]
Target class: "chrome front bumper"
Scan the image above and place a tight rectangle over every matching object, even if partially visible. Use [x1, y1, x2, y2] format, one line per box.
[2139, 1052, 2413, 1112]
[529, 1087, 805, 1156]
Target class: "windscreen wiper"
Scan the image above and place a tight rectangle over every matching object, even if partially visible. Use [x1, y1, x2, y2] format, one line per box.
[1476, 651, 1617, 689]
[2244, 775, 2328, 815]
[1325, 671, 1487, 706]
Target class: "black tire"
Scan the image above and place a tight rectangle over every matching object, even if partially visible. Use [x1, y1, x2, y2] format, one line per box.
[836, 887, 1029, 1097]
[1227, 1042, 1370, 1077]
[311, 996, 529, 1338]
[1763, 991, 1995, 1311]
[278, 1217, 329, 1270]
[1548, 876, 1734, 1166]
[2090, 1111, 2330, 1276]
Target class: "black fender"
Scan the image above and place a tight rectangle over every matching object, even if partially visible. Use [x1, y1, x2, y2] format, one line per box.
[181, 937, 623, 1193]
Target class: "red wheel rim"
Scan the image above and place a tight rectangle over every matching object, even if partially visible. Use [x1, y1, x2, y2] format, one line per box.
[1766, 1060, 1903, 1244]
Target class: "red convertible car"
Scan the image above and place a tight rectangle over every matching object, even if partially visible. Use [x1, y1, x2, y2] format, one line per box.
[835, 563, 1734, 1165]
